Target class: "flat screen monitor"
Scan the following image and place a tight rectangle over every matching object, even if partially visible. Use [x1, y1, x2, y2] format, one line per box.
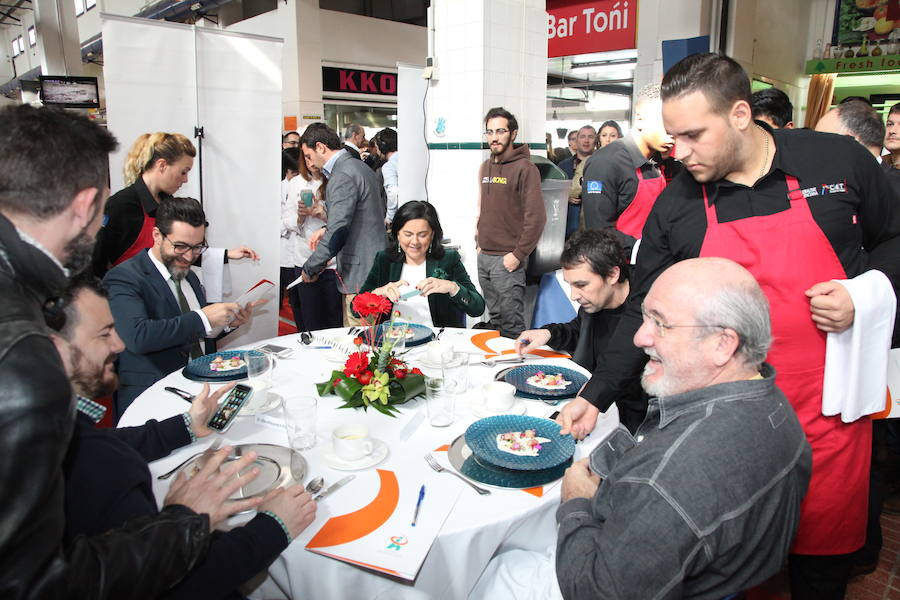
[39, 75, 100, 108]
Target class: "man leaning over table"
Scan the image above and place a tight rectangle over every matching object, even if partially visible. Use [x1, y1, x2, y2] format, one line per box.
[104, 197, 260, 418]
[0, 104, 210, 600]
[49, 273, 316, 600]
[473, 258, 812, 600]
[515, 229, 646, 433]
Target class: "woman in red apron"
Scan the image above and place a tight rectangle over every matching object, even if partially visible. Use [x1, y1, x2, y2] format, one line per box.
[93, 132, 196, 276]
[700, 174, 870, 596]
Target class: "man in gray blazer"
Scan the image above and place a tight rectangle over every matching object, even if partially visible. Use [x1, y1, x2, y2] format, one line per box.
[299, 123, 386, 322]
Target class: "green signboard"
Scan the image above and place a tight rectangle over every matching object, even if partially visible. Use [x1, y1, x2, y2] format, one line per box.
[806, 54, 900, 73]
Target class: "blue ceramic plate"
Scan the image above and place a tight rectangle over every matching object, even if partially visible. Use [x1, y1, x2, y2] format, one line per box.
[372, 322, 433, 348]
[182, 350, 264, 382]
[503, 364, 587, 399]
[448, 435, 570, 489]
[464, 414, 576, 471]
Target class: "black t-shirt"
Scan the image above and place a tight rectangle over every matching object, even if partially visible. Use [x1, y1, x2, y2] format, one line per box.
[580, 136, 682, 255]
[581, 125, 900, 411]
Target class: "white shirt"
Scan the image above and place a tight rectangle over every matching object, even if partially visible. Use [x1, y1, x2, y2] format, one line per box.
[286, 176, 334, 268]
[280, 177, 296, 268]
[382, 152, 399, 222]
[146, 248, 214, 337]
[395, 261, 433, 328]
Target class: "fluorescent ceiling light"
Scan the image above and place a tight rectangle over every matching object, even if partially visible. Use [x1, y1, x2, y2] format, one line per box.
[572, 49, 638, 63]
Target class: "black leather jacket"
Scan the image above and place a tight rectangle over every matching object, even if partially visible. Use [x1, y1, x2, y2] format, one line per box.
[0, 213, 211, 599]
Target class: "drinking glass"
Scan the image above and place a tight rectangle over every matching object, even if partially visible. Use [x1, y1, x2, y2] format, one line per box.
[425, 376, 454, 427]
[245, 351, 273, 390]
[284, 395, 317, 450]
[441, 351, 469, 396]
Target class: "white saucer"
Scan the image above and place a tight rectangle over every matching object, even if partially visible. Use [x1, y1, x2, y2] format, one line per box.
[239, 391, 282, 416]
[469, 395, 527, 419]
[320, 438, 389, 471]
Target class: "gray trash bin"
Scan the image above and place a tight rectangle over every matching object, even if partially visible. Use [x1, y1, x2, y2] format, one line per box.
[526, 178, 570, 278]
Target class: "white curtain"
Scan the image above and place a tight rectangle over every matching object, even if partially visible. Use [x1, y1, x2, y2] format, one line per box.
[103, 14, 283, 347]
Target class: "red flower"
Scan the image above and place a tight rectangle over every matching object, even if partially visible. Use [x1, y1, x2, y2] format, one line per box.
[410, 367, 423, 375]
[332, 376, 343, 387]
[393, 368, 407, 379]
[353, 336, 363, 346]
[357, 370, 374, 385]
[352, 292, 392, 319]
[343, 351, 370, 377]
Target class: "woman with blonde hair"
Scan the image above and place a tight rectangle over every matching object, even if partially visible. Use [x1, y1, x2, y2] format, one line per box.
[92, 132, 256, 276]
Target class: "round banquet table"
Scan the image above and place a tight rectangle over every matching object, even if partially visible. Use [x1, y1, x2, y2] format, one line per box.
[119, 327, 620, 599]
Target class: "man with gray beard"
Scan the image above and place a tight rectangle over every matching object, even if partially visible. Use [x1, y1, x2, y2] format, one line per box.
[553, 258, 811, 599]
[104, 197, 258, 417]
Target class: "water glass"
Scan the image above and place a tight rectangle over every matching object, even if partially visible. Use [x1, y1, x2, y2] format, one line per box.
[425, 376, 455, 427]
[245, 351, 273, 391]
[441, 351, 469, 396]
[284, 395, 317, 450]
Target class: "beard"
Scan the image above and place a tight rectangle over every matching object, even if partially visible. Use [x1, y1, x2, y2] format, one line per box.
[62, 229, 95, 275]
[70, 345, 118, 399]
[161, 250, 192, 281]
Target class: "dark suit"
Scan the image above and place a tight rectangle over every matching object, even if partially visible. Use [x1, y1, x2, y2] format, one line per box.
[343, 144, 361, 160]
[104, 250, 220, 416]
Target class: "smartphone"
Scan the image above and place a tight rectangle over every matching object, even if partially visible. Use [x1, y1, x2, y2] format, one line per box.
[258, 343, 291, 357]
[207, 384, 253, 433]
[300, 189, 314, 207]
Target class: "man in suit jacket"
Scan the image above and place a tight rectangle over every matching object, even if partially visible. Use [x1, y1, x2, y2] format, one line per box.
[299, 123, 387, 322]
[342, 123, 366, 161]
[104, 197, 253, 417]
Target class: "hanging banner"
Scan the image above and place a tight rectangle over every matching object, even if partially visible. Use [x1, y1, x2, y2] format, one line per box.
[322, 66, 397, 96]
[547, 0, 637, 58]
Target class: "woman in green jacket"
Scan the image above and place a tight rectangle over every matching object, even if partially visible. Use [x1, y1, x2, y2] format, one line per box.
[359, 201, 484, 327]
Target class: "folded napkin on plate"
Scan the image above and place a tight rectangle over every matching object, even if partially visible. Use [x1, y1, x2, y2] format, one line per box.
[822, 270, 896, 422]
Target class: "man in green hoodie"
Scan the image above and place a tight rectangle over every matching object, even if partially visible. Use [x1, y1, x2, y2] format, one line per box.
[476, 107, 546, 338]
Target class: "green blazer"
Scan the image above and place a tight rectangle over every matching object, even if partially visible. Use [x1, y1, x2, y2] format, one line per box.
[358, 249, 485, 327]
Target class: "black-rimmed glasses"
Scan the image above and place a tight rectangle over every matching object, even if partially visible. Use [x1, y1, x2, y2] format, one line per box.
[162, 233, 208, 255]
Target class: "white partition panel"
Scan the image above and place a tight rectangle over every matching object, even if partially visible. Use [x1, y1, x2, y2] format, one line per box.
[103, 14, 283, 348]
[397, 63, 428, 205]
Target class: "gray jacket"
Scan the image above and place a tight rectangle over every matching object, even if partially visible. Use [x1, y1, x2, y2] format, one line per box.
[302, 151, 386, 293]
[556, 364, 811, 599]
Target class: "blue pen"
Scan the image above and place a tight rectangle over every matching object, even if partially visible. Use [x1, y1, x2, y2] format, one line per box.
[411, 484, 426, 527]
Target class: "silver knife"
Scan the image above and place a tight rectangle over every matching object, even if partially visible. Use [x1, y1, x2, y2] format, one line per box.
[313, 475, 355, 501]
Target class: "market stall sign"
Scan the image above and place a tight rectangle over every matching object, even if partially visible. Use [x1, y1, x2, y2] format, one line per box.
[805, 54, 900, 74]
[322, 67, 397, 96]
[547, 0, 637, 58]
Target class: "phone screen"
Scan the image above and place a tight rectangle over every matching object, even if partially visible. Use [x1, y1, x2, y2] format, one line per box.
[259, 344, 289, 354]
[208, 384, 252, 432]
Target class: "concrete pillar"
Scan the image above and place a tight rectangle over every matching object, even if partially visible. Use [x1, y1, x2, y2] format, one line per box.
[34, 0, 83, 76]
[282, 0, 324, 129]
[425, 0, 547, 283]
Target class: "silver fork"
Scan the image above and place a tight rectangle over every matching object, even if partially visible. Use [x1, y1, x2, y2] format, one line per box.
[157, 439, 223, 480]
[424, 454, 491, 495]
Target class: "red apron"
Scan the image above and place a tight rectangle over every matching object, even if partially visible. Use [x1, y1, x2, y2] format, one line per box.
[616, 165, 668, 239]
[112, 206, 155, 267]
[700, 174, 870, 555]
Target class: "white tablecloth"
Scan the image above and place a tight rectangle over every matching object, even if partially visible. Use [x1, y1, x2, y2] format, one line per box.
[119, 328, 619, 599]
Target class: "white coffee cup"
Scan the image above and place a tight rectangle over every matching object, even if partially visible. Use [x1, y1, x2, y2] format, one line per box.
[425, 340, 451, 364]
[482, 381, 516, 412]
[332, 424, 374, 461]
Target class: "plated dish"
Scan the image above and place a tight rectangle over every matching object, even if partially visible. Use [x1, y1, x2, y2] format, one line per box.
[503, 364, 587, 399]
[464, 414, 575, 471]
[447, 435, 571, 490]
[183, 350, 264, 382]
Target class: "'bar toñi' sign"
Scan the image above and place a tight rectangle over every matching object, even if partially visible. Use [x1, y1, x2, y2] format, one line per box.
[547, 0, 637, 58]
[322, 66, 397, 96]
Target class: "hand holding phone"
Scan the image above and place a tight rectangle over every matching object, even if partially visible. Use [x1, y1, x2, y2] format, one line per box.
[207, 384, 253, 433]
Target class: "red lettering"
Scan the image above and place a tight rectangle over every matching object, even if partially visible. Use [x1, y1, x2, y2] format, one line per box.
[379, 74, 396, 94]
[359, 72, 376, 92]
[339, 70, 357, 91]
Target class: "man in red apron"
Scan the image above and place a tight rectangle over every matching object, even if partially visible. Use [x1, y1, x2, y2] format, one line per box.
[557, 53, 900, 599]
[581, 82, 681, 262]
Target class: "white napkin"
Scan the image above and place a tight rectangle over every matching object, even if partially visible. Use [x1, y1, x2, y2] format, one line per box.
[199, 247, 228, 302]
[822, 270, 896, 422]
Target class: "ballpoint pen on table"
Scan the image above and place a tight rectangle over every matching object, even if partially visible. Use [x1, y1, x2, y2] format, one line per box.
[411, 484, 426, 527]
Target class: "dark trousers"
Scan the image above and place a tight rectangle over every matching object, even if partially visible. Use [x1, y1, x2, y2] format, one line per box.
[280, 266, 302, 328]
[788, 552, 856, 600]
[293, 268, 342, 331]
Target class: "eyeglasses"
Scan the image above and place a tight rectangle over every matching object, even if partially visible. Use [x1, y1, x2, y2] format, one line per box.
[163, 234, 208, 255]
[483, 128, 509, 136]
[640, 305, 724, 338]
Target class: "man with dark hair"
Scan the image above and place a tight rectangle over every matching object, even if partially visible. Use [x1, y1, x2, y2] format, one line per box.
[104, 197, 257, 416]
[376, 127, 400, 224]
[299, 123, 386, 322]
[477, 106, 546, 339]
[342, 123, 366, 161]
[0, 104, 211, 598]
[515, 230, 645, 431]
[750, 87, 795, 129]
[558, 125, 596, 179]
[557, 52, 900, 599]
[282, 131, 300, 149]
[52, 275, 316, 599]
[581, 83, 680, 261]
[816, 99, 886, 160]
[884, 103, 900, 181]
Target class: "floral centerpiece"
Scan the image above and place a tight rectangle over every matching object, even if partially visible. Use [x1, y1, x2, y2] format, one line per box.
[315, 292, 426, 416]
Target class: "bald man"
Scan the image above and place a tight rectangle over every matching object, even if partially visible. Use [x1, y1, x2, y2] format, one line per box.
[473, 258, 811, 600]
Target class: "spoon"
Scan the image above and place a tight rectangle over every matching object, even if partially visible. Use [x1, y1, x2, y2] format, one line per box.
[305, 476, 324, 494]
[480, 355, 526, 367]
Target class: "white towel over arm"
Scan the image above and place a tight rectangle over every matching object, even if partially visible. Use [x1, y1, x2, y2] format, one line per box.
[823, 270, 896, 422]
